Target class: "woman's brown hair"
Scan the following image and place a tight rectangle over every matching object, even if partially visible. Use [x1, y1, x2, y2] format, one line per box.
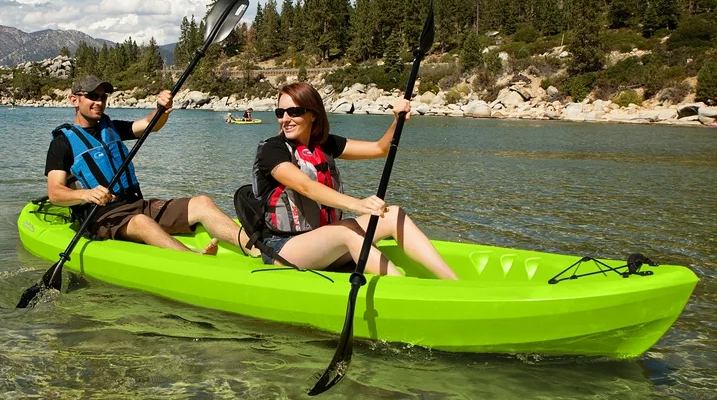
[277, 82, 330, 146]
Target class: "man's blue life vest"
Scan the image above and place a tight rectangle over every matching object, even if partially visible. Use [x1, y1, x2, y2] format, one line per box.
[53, 115, 141, 199]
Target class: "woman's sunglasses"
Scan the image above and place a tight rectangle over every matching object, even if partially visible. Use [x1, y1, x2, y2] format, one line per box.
[76, 91, 108, 102]
[274, 107, 307, 118]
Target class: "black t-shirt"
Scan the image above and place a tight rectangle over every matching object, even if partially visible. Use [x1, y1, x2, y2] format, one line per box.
[44, 119, 135, 176]
[253, 134, 347, 200]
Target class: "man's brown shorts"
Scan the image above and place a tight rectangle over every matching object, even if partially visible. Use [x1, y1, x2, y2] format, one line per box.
[90, 198, 193, 240]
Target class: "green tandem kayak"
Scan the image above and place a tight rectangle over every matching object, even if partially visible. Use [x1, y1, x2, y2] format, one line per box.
[17, 201, 698, 359]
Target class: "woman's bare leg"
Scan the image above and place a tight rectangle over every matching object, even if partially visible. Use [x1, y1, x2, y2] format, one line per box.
[277, 220, 402, 276]
[354, 206, 457, 279]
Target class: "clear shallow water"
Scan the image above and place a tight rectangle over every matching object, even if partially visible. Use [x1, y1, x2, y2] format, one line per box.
[0, 106, 714, 399]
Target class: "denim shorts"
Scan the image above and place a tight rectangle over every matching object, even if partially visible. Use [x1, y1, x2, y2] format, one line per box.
[260, 235, 292, 264]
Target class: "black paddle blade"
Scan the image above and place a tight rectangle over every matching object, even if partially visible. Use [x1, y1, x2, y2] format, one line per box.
[42, 262, 63, 290]
[417, 1, 435, 56]
[16, 262, 63, 308]
[308, 340, 352, 396]
[308, 283, 361, 395]
[16, 282, 44, 308]
[205, 0, 249, 44]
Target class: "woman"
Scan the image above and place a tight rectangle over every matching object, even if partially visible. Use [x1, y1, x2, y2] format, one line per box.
[252, 82, 457, 279]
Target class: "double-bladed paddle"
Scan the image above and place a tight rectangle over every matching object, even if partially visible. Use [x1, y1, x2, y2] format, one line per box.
[16, 0, 249, 309]
[307, 2, 435, 395]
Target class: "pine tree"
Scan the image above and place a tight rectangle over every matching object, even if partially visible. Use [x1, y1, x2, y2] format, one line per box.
[568, 0, 605, 74]
[641, 2, 660, 37]
[534, 0, 564, 35]
[608, 0, 635, 29]
[280, 0, 295, 47]
[291, 2, 306, 51]
[655, 0, 681, 30]
[478, 0, 504, 32]
[142, 37, 164, 75]
[348, 0, 374, 62]
[330, 0, 352, 58]
[97, 44, 110, 77]
[73, 41, 99, 77]
[303, 0, 351, 61]
[368, 0, 402, 58]
[122, 37, 140, 65]
[384, 33, 404, 75]
[436, 0, 479, 51]
[256, 0, 281, 59]
[461, 30, 483, 72]
[174, 16, 192, 67]
[697, 59, 717, 104]
[497, 0, 520, 35]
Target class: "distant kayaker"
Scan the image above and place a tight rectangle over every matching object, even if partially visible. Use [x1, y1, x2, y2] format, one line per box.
[242, 108, 254, 121]
[249, 82, 457, 279]
[225, 112, 235, 123]
[44, 75, 258, 256]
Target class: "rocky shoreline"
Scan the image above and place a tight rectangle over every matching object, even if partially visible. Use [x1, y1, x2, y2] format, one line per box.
[2, 65, 716, 127]
[3, 83, 716, 128]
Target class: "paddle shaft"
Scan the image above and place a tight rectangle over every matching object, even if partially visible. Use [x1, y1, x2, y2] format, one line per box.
[44, 5, 235, 286]
[352, 52, 423, 276]
[308, 48, 428, 396]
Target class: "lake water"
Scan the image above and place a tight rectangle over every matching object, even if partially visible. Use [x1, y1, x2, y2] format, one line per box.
[0, 106, 714, 399]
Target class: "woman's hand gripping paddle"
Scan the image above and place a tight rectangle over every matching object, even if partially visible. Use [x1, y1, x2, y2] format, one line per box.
[16, 0, 250, 309]
[307, 1, 435, 395]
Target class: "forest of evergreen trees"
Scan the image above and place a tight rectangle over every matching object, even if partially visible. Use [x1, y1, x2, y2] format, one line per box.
[4, 0, 717, 104]
[181, 0, 717, 103]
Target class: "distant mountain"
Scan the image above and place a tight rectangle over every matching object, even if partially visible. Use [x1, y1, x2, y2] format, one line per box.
[159, 42, 176, 67]
[0, 25, 114, 67]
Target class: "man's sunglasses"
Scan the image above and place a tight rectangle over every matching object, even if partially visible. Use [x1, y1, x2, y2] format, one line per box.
[274, 107, 307, 118]
[76, 92, 108, 102]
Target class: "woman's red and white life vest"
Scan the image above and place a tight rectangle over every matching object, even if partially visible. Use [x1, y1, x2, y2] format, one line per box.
[265, 142, 343, 233]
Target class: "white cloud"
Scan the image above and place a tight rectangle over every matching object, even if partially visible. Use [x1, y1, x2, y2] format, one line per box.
[0, 0, 261, 45]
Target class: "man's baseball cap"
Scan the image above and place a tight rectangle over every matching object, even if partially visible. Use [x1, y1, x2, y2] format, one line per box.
[71, 75, 114, 94]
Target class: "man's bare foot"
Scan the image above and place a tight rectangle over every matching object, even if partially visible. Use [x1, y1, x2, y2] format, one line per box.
[201, 238, 219, 255]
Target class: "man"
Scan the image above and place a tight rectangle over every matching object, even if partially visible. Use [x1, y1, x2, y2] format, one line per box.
[45, 75, 258, 255]
[242, 107, 253, 121]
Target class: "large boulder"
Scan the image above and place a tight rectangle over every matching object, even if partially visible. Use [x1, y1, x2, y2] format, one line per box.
[492, 88, 525, 109]
[414, 103, 431, 115]
[248, 97, 275, 111]
[563, 103, 585, 121]
[330, 100, 354, 114]
[418, 91, 436, 104]
[175, 90, 211, 108]
[463, 100, 491, 118]
[677, 104, 700, 118]
[698, 106, 717, 118]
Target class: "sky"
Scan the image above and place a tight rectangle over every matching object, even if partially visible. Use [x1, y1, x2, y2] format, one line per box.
[0, 0, 263, 45]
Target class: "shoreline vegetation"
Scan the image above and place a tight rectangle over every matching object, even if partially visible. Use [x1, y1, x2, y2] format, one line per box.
[2, 75, 716, 127]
